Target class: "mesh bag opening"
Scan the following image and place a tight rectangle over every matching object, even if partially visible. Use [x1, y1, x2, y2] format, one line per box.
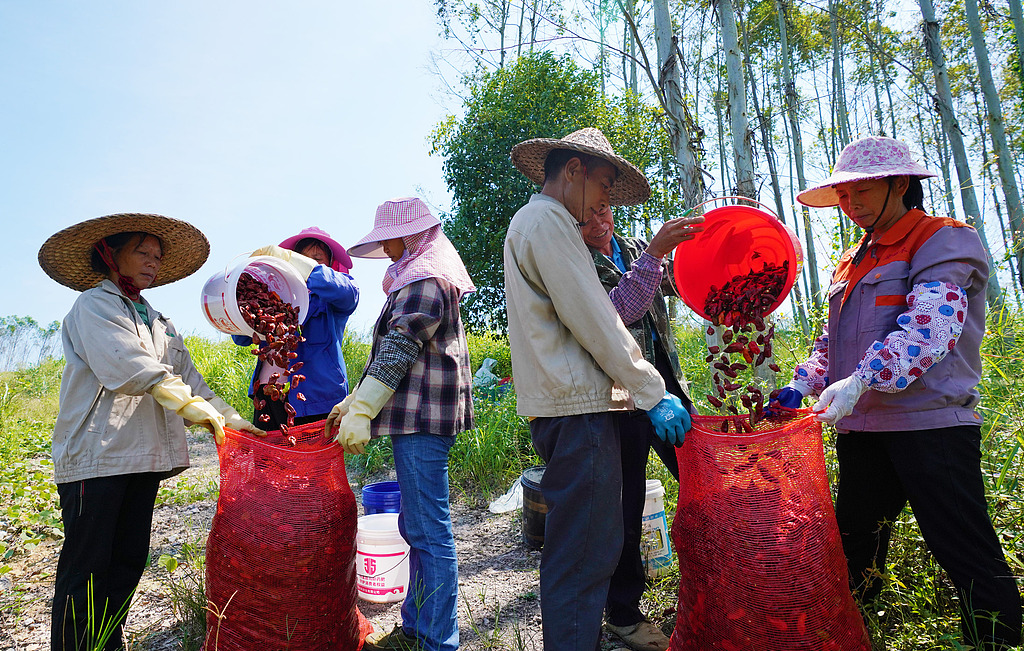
[204, 420, 371, 650]
[669, 413, 870, 650]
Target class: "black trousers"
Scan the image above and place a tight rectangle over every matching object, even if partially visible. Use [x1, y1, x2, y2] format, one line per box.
[836, 426, 1021, 650]
[51, 473, 161, 651]
[605, 346, 686, 627]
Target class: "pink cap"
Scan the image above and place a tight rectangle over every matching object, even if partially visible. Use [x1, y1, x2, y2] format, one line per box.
[279, 226, 352, 273]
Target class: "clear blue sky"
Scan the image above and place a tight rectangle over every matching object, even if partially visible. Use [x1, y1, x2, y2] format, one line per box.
[0, 1, 457, 340]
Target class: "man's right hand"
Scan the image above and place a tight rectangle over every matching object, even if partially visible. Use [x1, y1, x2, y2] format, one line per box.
[645, 212, 705, 258]
[645, 393, 691, 446]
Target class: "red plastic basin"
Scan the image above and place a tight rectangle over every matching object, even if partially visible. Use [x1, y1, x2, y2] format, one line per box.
[673, 204, 802, 321]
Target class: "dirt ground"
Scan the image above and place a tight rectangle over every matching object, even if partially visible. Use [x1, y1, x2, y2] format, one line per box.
[0, 435, 672, 650]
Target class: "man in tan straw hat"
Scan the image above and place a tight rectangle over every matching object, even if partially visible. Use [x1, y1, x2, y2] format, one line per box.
[504, 128, 691, 651]
[769, 136, 1020, 649]
[38, 213, 264, 650]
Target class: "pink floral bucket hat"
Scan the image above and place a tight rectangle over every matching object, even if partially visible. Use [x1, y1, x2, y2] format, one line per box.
[797, 136, 936, 208]
[347, 197, 441, 259]
[279, 226, 352, 273]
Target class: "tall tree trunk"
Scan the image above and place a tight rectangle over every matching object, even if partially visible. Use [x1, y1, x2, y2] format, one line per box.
[652, 0, 704, 207]
[777, 0, 821, 309]
[920, 0, 1005, 307]
[964, 0, 1024, 289]
[830, 0, 851, 148]
[719, 0, 755, 198]
[742, 14, 809, 336]
[1007, 0, 1024, 87]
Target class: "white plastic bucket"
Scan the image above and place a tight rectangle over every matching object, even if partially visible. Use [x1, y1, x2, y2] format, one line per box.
[355, 513, 410, 603]
[200, 255, 309, 337]
[641, 479, 674, 578]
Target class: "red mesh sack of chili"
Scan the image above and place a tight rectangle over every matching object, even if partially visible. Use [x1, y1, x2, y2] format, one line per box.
[669, 413, 870, 651]
[204, 421, 372, 650]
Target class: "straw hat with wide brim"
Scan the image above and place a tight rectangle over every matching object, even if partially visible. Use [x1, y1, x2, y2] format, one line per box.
[510, 127, 652, 206]
[38, 213, 210, 292]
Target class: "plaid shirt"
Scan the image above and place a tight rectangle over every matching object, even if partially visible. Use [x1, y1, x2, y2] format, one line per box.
[363, 277, 474, 438]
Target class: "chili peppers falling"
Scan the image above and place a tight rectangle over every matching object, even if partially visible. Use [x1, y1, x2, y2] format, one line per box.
[703, 261, 789, 432]
[236, 272, 307, 434]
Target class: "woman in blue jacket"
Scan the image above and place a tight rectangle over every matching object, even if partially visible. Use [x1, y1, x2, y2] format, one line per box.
[233, 227, 359, 429]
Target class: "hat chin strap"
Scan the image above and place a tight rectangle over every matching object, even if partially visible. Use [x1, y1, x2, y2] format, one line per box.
[851, 179, 894, 266]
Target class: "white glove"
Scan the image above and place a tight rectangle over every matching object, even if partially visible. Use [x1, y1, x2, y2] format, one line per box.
[813, 375, 870, 425]
[251, 244, 318, 281]
[150, 376, 227, 445]
[208, 396, 266, 437]
[326, 377, 394, 455]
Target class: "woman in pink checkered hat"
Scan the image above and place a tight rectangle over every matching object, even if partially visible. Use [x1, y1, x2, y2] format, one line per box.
[769, 136, 1020, 649]
[326, 197, 474, 651]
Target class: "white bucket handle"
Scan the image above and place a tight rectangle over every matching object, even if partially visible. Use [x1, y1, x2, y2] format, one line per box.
[221, 252, 252, 281]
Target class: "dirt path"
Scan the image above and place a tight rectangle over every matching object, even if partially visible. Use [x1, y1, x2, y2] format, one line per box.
[0, 435, 667, 650]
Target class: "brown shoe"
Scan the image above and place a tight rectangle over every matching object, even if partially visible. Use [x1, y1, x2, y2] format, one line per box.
[364, 624, 422, 651]
[605, 620, 670, 651]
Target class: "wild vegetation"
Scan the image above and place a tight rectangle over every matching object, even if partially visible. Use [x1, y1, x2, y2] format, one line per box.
[1, 313, 1021, 649]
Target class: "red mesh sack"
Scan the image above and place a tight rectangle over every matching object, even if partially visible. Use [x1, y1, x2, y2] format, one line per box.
[669, 413, 870, 651]
[204, 421, 372, 650]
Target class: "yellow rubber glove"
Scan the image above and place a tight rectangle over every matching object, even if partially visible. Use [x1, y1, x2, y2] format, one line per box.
[324, 392, 356, 440]
[150, 376, 227, 445]
[208, 396, 266, 437]
[329, 377, 394, 455]
[250, 244, 318, 281]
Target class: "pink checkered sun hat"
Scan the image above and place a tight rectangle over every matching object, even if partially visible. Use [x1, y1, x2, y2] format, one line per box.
[347, 197, 442, 258]
[797, 136, 936, 208]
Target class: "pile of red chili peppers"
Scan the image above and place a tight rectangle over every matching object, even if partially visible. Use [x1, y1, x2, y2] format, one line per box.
[237, 272, 307, 433]
[704, 261, 789, 432]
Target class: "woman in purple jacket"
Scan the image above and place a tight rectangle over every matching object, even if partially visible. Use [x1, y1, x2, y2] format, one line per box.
[772, 137, 1020, 650]
[233, 226, 359, 429]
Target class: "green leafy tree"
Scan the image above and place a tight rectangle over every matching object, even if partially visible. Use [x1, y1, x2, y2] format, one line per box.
[430, 51, 601, 331]
[432, 50, 682, 331]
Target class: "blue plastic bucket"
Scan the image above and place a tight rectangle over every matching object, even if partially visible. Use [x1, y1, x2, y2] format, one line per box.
[362, 481, 402, 515]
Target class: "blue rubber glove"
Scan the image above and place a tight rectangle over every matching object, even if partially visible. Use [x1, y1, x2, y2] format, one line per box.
[767, 385, 804, 416]
[645, 393, 691, 446]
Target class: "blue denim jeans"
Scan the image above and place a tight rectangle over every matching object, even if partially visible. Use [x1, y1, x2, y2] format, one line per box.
[392, 433, 459, 651]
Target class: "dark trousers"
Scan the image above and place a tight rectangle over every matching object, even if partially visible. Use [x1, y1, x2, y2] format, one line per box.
[51, 473, 161, 651]
[836, 426, 1021, 650]
[531, 412, 623, 651]
[605, 347, 686, 627]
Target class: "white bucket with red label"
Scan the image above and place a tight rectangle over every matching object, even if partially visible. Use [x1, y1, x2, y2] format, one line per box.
[355, 513, 410, 603]
[200, 255, 309, 338]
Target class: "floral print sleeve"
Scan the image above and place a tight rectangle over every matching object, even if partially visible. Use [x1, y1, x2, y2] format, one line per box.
[852, 281, 967, 393]
[790, 326, 830, 397]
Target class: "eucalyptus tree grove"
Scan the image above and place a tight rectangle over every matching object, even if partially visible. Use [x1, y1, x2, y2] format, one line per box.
[431, 0, 1024, 327]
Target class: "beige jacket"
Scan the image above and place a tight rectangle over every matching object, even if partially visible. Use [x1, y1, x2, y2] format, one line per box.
[52, 280, 215, 484]
[503, 194, 665, 417]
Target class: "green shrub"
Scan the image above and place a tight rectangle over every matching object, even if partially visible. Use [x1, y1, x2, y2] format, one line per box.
[465, 331, 512, 378]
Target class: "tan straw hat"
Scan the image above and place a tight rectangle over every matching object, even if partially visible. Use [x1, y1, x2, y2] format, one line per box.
[38, 213, 210, 292]
[510, 127, 652, 206]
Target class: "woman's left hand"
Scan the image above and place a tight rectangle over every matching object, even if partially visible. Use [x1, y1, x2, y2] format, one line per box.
[812, 375, 869, 425]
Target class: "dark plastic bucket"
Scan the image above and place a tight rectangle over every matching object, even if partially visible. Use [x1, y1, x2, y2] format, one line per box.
[362, 481, 402, 515]
[521, 465, 547, 550]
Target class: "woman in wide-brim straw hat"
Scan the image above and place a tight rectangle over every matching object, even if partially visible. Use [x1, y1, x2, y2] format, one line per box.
[39, 213, 264, 651]
[325, 197, 474, 651]
[230, 226, 359, 432]
[768, 136, 1021, 648]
